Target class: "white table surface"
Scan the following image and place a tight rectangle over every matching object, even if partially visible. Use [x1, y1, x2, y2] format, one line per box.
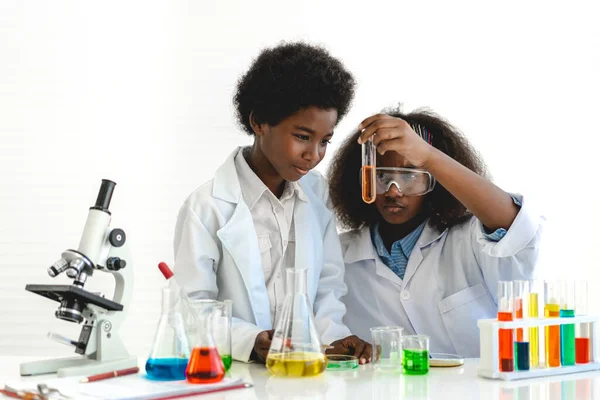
[1, 356, 599, 399]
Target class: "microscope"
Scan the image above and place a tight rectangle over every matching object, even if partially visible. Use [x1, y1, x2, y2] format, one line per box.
[20, 179, 137, 377]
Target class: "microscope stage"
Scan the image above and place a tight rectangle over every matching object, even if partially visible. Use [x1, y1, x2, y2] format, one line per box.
[25, 284, 123, 311]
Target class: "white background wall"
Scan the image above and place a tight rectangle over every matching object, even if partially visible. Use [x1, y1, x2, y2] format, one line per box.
[1, 1, 598, 358]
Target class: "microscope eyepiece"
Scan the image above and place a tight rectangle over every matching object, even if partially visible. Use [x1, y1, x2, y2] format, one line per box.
[91, 179, 116, 212]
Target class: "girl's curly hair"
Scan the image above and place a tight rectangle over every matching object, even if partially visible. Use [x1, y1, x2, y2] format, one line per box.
[327, 106, 489, 232]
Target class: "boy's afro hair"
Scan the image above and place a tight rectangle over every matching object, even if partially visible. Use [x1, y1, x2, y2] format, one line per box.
[233, 41, 356, 134]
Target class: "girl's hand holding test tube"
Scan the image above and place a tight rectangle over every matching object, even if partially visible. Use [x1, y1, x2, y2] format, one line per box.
[357, 114, 433, 168]
[357, 113, 519, 232]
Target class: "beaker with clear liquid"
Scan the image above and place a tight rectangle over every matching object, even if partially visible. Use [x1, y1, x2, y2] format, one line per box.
[266, 268, 327, 377]
[145, 287, 191, 380]
[185, 299, 226, 384]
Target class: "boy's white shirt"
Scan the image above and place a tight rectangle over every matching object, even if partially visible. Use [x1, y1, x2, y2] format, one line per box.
[173, 147, 352, 362]
[234, 148, 301, 326]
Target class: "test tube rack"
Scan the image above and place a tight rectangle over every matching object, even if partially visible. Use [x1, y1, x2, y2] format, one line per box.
[477, 315, 600, 381]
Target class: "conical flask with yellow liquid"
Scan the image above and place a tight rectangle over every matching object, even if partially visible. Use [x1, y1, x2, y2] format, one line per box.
[266, 268, 327, 377]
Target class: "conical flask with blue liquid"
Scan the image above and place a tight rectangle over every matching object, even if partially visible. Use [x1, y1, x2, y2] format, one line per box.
[145, 264, 191, 380]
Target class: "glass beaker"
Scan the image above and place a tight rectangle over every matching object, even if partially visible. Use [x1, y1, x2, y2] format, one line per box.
[145, 287, 191, 380]
[402, 335, 429, 375]
[370, 326, 403, 371]
[266, 268, 327, 377]
[185, 299, 227, 383]
[185, 298, 232, 372]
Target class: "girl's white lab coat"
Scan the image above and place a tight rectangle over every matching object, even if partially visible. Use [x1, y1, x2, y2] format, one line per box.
[173, 148, 351, 362]
[340, 194, 544, 357]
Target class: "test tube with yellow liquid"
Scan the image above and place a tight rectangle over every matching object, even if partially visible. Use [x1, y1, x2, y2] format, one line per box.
[528, 280, 541, 368]
[544, 281, 561, 367]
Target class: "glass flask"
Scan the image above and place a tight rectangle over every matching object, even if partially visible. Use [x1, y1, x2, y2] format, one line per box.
[185, 299, 226, 384]
[185, 298, 232, 371]
[145, 287, 191, 380]
[266, 268, 327, 377]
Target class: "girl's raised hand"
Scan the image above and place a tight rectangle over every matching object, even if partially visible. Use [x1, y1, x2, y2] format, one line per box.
[357, 114, 433, 168]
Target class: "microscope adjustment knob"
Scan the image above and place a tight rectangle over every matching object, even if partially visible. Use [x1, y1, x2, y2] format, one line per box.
[106, 257, 127, 271]
[109, 229, 126, 247]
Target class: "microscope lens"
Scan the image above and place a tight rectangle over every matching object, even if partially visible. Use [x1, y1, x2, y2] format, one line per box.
[56, 298, 84, 323]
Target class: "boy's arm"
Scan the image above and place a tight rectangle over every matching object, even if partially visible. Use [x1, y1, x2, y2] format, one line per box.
[173, 203, 220, 297]
[173, 203, 264, 362]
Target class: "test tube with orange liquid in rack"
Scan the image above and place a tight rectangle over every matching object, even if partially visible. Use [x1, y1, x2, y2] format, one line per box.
[544, 281, 561, 367]
[361, 136, 376, 204]
[498, 281, 514, 372]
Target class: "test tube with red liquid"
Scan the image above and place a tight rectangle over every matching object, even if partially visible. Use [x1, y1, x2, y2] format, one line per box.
[575, 281, 591, 364]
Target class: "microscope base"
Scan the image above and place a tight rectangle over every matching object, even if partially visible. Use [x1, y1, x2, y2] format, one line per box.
[20, 355, 138, 377]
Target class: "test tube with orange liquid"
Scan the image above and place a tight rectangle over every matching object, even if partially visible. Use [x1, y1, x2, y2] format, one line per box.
[361, 136, 376, 204]
[575, 281, 591, 364]
[544, 280, 561, 367]
[498, 281, 514, 372]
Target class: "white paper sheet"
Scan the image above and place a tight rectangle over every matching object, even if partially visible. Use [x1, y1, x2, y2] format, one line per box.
[7, 375, 245, 400]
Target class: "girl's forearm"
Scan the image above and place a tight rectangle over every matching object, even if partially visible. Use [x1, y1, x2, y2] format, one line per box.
[424, 148, 519, 231]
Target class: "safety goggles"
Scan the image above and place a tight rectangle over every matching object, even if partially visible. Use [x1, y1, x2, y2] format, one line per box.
[360, 167, 436, 196]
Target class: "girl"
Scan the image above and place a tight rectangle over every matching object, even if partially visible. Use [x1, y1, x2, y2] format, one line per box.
[327, 107, 544, 357]
[173, 42, 371, 364]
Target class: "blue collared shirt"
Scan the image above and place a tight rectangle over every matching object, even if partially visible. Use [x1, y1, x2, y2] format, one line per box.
[370, 220, 427, 281]
[371, 196, 522, 280]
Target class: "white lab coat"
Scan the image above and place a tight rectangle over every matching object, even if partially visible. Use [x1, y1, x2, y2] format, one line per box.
[340, 194, 544, 357]
[173, 148, 351, 362]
